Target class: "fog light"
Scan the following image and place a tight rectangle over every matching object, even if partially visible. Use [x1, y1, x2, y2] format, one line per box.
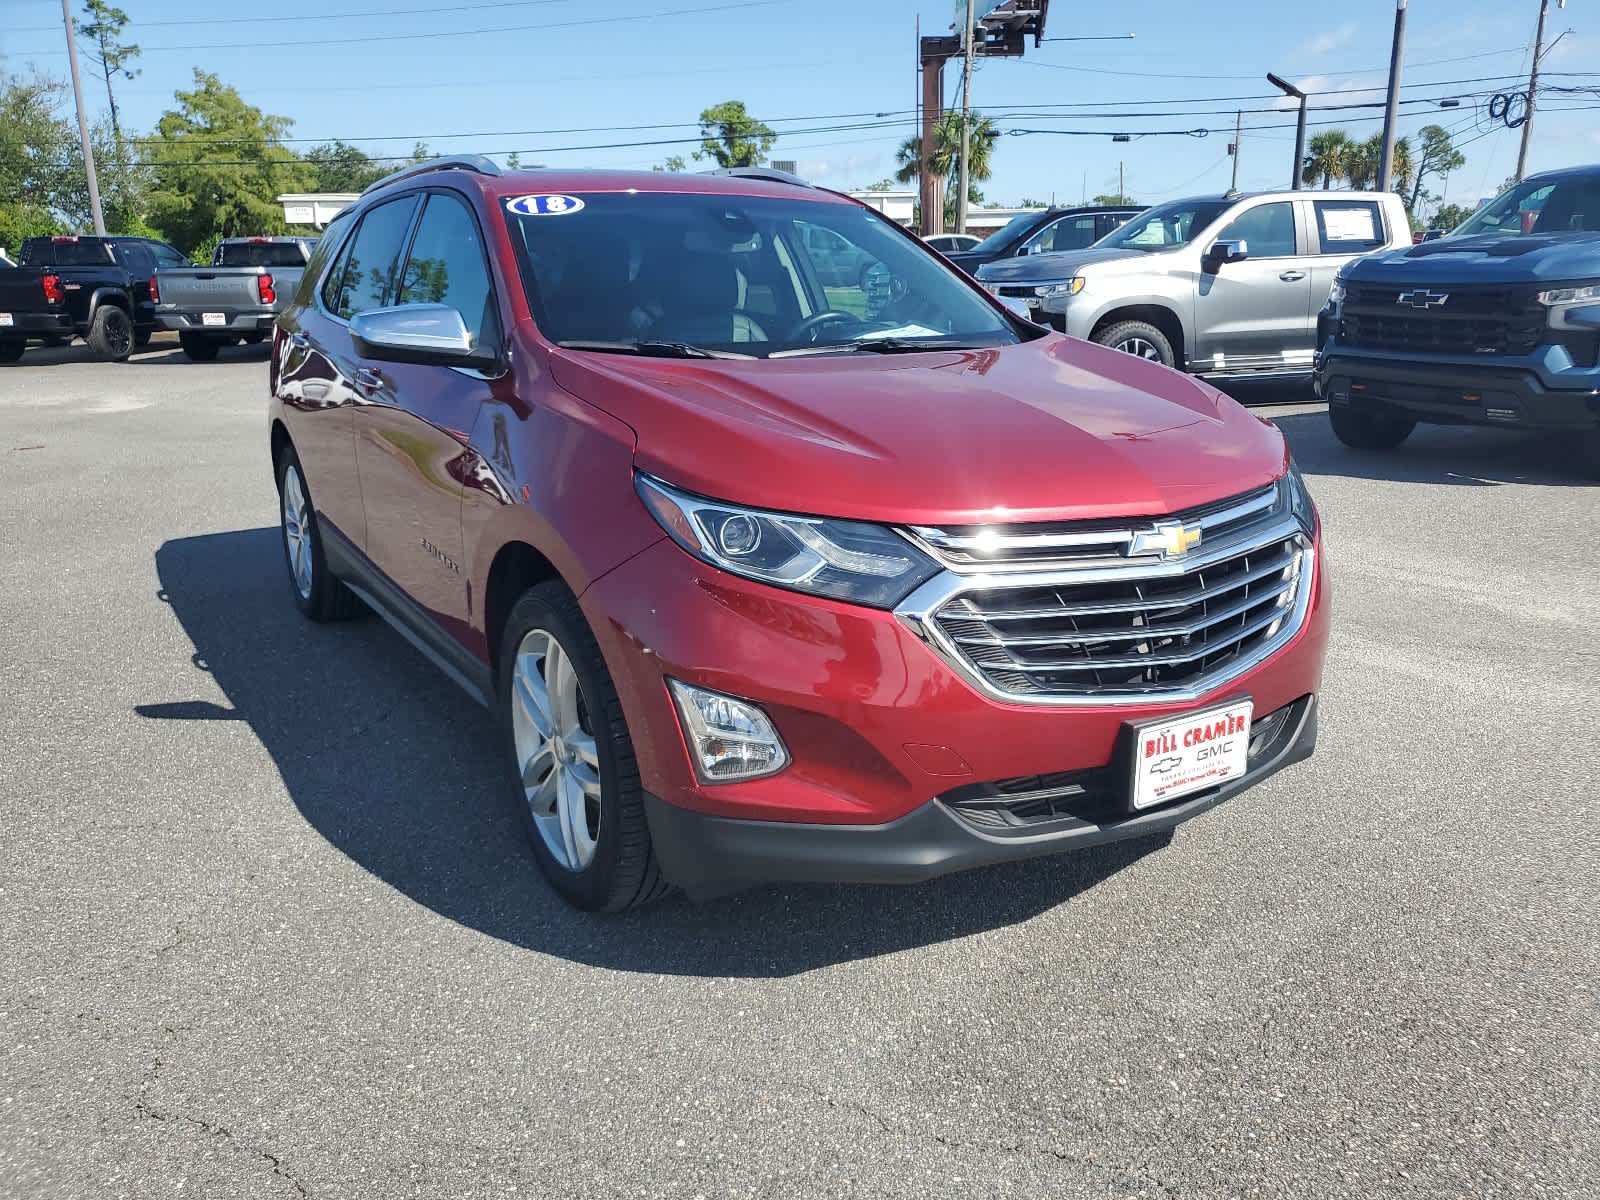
[668, 679, 789, 782]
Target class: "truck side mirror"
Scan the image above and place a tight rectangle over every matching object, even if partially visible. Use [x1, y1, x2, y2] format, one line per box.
[1015, 244, 1032, 257]
[1205, 239, 1249, 270]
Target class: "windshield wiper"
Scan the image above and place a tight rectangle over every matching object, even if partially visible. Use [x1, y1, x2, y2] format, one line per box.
[772, 338, 989, 358]
[557, 339, 752, 360]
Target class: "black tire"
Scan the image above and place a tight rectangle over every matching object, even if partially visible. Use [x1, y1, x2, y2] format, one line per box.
[1329, 404, 1415, 450]
[241, 332, 266, 345]
[1092, 319, 1176, 368]
[179, 332, 221, 362]
[498, 581, 671, 912]
[87, 304, 135, 361]
[274, 446, 363, 623]
[0, 340, 24, 364]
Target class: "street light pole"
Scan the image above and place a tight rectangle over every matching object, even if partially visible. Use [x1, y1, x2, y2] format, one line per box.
[1377, 0, 1407, 193]
[957, 0, 976, 235]
[1267, 73, 1308, 190]
[61, 0, 107, 235]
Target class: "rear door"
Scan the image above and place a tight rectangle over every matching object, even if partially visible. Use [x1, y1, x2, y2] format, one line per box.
[111, 242, 159, 330]
[1192, 199, 1316, 372]
[353, 189, 502, 635]
[1304, 196, 1390, 316]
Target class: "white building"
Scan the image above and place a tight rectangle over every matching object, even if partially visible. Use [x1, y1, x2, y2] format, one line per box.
[277, 193, 360, 229]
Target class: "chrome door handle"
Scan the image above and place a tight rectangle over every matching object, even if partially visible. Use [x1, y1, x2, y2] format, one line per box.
[1279, 270, 1307, 282]
[287, 331, 310, 348]
[354, 367, 386, 392]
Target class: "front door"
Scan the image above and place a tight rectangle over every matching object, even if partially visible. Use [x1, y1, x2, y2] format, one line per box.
[1192, 200, 1315, 373]
[354, 189, 503, 638]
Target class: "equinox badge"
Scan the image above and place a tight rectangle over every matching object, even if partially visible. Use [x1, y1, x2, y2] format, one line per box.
[1130, 521, 1203, 560]
[1397, 289, 1450, 309]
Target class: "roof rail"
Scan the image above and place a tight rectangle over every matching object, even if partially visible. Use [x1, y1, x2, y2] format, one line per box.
[699, 166, 812, 188]
[362, 154, 503, 196]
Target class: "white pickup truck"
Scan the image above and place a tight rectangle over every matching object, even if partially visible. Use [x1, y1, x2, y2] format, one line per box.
[153, 237, 315, 361]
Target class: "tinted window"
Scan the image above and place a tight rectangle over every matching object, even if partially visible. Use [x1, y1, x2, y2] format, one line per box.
[1455, 173, 1600, 237]
[1101, 200, 1231, 251]
[1216, 201, 1296, 258]
[113, 243, 155, 276]
[1028, 215, 1100, 254]
[150, 243, 189, 267]
[20, 239, 116, 267]
[971, 211, 1043, 253]
[397, 193, 498, 350]
[1314, 200, 1385, 253]
[217, 242, 308, 267]
[329, 195, 419, 319]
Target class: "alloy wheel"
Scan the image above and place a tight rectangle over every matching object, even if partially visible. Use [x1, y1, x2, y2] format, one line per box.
[281, 465, 314, 599]
[1115, 336, 1163, 361]
[511, 629, 602, 872]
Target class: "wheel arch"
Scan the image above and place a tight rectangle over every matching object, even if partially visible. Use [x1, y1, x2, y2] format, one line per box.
[269, 418, 293, 476]
[87, 288, 132, 318]
[484, 541, 563, 681]
[1089, 304, 1187, 369]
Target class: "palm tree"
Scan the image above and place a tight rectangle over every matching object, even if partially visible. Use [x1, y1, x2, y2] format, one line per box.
[1301, 130, 1352, 189]
[1343, 133, 1414, 196]
[895, 111, 999, 226]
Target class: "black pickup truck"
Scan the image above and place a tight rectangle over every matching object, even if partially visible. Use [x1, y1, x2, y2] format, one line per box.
[0, 235, 189, 363]
[1316, 165, 1600, 474]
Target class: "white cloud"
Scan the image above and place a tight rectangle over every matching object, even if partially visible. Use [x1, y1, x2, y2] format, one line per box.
[1297, 23, 1359, 57]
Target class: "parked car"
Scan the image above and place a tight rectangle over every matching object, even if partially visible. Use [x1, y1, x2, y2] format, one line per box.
[924, 233, 982, 253]
[154, 236, 316, 361]
[1316, 165, 1600, 473]
[0, 235, 186, 363]
[978, 189, 1413, 381]
[942, 205, 1145, 276]
[269, 158, 1328, 910]
[0, 250, 16, 269]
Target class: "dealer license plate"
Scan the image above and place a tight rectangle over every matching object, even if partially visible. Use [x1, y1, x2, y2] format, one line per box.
[0, 313, 13, 326]
[202, 312, 226, 327]
[1129, 699, 1252, 811]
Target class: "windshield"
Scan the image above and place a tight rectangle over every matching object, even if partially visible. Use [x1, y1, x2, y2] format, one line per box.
[217, 241, 308, 267]
[1453, 173, 1600, 238]
[971, 211, 1044, 254]
[1099, 199, 1231, 252]
[505, 191, 1022, 358]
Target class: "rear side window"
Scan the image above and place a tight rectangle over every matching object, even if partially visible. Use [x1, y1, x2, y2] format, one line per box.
[1314, 200, 1386, 253]
[1216, 201, 1297, 258]
[217, 242, 308, 267]
[20, 239, 116, 267]
[1028, 214, 1100, 254]
[327, 195, 420, 320]
[396, 193, 499, 351]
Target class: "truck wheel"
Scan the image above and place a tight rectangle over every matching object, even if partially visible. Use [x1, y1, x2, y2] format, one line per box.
[275, 447, 363, 622]
[1330, 405, 1415, 450]
[0, 340, 24, 364]
[1093, 320, 1176, 367]
[498, 581, 671, 912]
[86, 305, 135, 361]
[179, 333, 221, 362]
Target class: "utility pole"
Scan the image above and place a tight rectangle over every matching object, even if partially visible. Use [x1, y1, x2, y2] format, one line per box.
[1267, 73, 1308, 190]
[957, 0, 976, 234]
[1229, 111, 1241, 192]
[62, 0, 106, 235]
[1515, 0, 1559, 181]
[1378, 0, 1407, 192]
[1119, 161, 1125, 203]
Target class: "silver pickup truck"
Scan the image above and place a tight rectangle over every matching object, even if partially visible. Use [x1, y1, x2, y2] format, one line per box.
[977, 189, 1413, 383]
[154, 237, 315, 361]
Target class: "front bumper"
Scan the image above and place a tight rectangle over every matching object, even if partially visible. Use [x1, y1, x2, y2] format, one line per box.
[645, 695, 1317, 894]
[1317, 350, 1600, 431]
[157, 308, 278, 333]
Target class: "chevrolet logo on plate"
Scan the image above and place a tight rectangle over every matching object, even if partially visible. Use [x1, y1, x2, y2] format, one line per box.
[1130, 521, 1203, 560]
[1397, 289, 1450, 308]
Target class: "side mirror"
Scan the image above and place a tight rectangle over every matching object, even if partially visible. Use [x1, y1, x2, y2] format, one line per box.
[1015, 244, 1032, 257]
[350, 304, 495, 370]
[1205, 239, 1249, 268]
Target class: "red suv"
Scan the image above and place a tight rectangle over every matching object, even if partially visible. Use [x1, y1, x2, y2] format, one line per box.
[268, 158, 1329, 911]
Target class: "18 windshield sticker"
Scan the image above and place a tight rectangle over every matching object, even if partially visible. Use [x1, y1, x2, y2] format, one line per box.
[504, 194, 586, 217]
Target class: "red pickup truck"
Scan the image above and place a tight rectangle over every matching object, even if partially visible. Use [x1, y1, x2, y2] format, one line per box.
[268, 158, 1329, 910]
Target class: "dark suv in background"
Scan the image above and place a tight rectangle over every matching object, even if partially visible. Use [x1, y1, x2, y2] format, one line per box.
[942, 204, 1143, 276]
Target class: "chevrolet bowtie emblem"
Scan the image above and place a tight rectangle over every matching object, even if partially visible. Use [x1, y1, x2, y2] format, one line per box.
[1397, 288, 1449, 308]
[1130, 521, 1203, 559]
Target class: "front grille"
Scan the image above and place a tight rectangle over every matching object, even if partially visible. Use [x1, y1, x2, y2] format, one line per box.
[1341, 284, 1545, 357]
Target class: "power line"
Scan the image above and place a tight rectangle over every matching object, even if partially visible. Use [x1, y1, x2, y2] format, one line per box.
[7, 0, 585, 33]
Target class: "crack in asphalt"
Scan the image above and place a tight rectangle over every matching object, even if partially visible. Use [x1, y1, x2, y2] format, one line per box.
[132, 1101, 309, 1198]
[796, 1082, 1080, 1164]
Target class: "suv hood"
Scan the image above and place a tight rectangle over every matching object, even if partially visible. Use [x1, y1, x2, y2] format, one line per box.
[1347, 231, 1600, 285]
[976, 246, 1151, 284]
[549, 335, 1287, 527]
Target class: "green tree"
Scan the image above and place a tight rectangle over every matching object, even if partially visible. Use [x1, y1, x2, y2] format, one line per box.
[651, 154, 688, 173]
[696, 101, 775, 168]
[1017, 197, 1048, 208]
[1093, 193, 1135, 206]
[142, 70, 310, 254]
[75, 1, 140, 143]
[1429, 202, 1474, 232]
[1301, 130, 1352, 189]
[304, 140, 387, 192]
[1407, 124, 1466, 214]
[0, 72, 78, 247]
[894, 111, 1000, 227]
[1343, 133, 1413, 197]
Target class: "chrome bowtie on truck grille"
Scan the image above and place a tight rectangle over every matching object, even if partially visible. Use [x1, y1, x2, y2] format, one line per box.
[895, 480, 1316, 705]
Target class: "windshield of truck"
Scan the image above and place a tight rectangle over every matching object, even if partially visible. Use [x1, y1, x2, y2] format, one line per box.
[19, 239, 115, 267]
[1452, 173, 1600, 238]
[971, 212, 1042, 253]
[217, 242, 308, 267]
[1099, 200, 1231, 252]
[505, 190, 1024, 358]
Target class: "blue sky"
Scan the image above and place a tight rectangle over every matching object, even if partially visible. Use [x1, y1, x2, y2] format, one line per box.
[4, 0, 1598, 211]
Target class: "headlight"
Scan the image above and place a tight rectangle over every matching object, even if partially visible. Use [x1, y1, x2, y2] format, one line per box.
[1035, 277, 1086, 299]
[636, 474, 940, 608]
[1328, 275, 1347, 305]
[1285, 462, 1317, 532]
[1536, 284, 1600, 306]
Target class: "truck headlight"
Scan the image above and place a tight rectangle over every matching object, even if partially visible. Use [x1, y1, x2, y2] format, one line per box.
[1328, 275, 1347, 306]
[1537, 284, 1600, 306]
[1035, 277, 1086, 299]
[636, 474, 940, 609]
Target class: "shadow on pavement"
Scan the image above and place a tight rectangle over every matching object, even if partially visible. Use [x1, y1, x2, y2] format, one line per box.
[142, 527, 1165, 977]
[1, 335, 269, 368]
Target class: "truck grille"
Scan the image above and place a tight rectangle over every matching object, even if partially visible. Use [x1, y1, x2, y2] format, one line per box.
[899, 482, 1314, 704]
[1341, 284, 1544, 357]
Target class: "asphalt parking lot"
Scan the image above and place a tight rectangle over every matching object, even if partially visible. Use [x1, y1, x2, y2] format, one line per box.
[2, 337, 1597, 1199]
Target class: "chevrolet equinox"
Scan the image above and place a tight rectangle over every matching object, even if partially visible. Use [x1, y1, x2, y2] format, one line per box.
[268, 158, 1330, 910]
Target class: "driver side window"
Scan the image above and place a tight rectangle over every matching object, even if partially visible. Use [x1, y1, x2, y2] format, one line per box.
[1215, 202, 1297, 258]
